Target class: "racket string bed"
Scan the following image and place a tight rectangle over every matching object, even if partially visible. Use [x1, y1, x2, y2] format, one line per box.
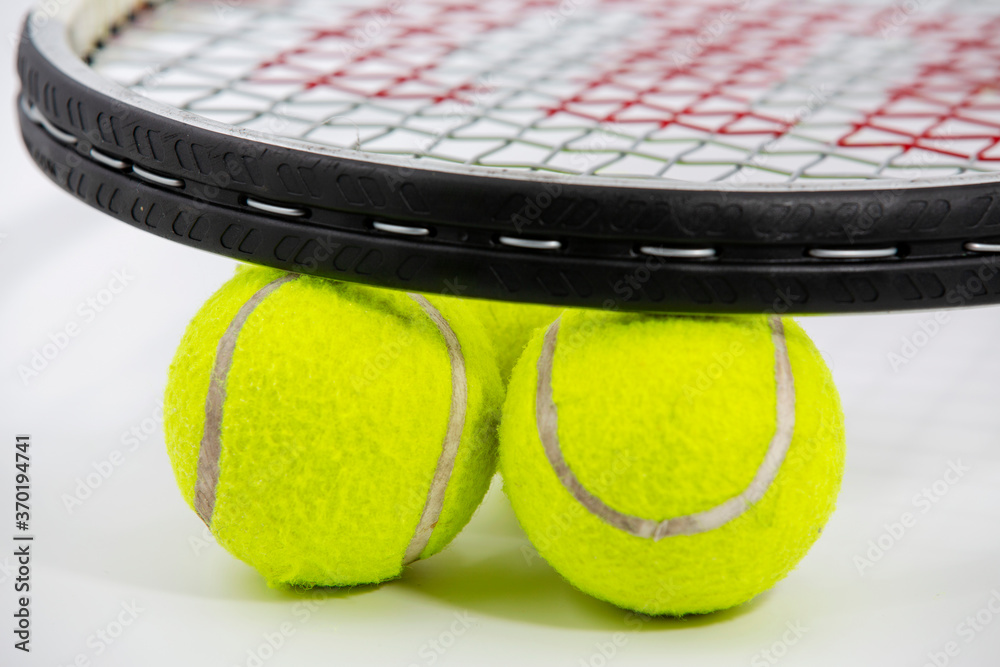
[86, 0, 1000, 183]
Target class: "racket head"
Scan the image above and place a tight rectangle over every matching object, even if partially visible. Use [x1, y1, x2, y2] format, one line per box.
[16, 0, 1000, 313]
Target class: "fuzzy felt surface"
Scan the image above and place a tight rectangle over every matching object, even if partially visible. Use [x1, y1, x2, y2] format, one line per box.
[499, 311, 846, 615]
[457, 299, 563, 381]
[164, 267, 503, 587]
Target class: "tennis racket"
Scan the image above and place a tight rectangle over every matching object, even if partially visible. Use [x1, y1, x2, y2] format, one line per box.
[16, 0, 1000, 313]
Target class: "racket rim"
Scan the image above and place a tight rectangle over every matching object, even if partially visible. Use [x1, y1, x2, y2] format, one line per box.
[20, 80, 1000, 314]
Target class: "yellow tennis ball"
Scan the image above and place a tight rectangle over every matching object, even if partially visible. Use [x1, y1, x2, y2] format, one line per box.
[452, 298, 563, 381]
[499, 311, 845, 615]
[164, 266, 503, 587]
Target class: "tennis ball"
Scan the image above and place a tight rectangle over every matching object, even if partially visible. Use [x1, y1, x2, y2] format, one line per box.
[499, 311, 845, 615]
[164, 266, 503, 587]
[454, 299, 563, 380]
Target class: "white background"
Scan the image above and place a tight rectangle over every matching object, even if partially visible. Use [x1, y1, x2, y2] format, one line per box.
[3, 1, 1000, 665]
